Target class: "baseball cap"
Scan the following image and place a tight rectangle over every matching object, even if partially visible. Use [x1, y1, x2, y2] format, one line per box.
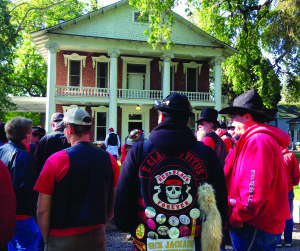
[32, 126, 46, 136]
[155, 92, 194, 115]
[63, 108, 92, 125]
[51, 113, 64, 123]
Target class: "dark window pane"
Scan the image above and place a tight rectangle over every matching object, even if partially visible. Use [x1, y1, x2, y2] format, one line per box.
[127, 64, 146, 73]
[129, 114, 142, 120]
[97, 112, 106, 126]
[70, 60, 80, 75]
[187, 68, 197, 92]
[128, 122, 143, 133]
[134, 12, 149, 23]
[97, 127, 106, 141]
[170, 66, 174, 91]
[97, 62, 108, 88]
[70, 76, 80, 87]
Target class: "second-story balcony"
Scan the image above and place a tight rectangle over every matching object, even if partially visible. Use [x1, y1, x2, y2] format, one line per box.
[56, 86, 228, 104]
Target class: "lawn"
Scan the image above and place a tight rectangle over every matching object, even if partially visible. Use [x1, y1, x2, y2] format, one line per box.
[295, 186, 300, 201]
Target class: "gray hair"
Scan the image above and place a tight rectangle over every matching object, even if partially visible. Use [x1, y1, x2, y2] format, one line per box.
[5, 117, 33, 142]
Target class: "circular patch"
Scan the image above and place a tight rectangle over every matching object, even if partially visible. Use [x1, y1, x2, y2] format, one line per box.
[156, 214, 166, 224]
[179, 225, 190, 237]
[168, 227, 180, 239]
[136, 223, 145, 239]
[168, 216, 179, 226]
[148, 231, 158, 239]
[145, 207, 156, 219]
[157, 226, 169, 236]
[190, 208, 200, 219]
[179, 215, 190, 225]
[147, 219, 156, 230]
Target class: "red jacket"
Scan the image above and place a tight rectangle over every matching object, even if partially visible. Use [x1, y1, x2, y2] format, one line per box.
[224, 124, 291, 234]
[0, 160, 16, 248]
[282, 149, 300, 192]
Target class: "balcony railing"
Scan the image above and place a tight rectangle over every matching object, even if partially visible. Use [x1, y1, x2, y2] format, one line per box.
[56, 86, 227, 103]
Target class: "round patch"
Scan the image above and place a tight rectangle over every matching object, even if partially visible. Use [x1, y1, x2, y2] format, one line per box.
[168, 227, 180, 239]
[148, 231, 158, 239]
[156, 214, 166, 224]
[136, 223, 145, 239]
[168, 216, 179, 226]
[157, 226, 169, 236]
[190, 208, 200, 219]
[145, 207, 156, 219]
[179, 225, 190, 237]
[147, 219, 156, 230]
[179, 215, 190, 225]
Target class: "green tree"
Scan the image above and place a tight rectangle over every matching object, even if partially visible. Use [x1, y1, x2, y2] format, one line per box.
[130, 0, 300, 116]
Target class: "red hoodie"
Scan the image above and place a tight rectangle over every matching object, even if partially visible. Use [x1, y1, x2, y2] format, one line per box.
[282, 149, 300, 192]
[224, 124, 291, 234]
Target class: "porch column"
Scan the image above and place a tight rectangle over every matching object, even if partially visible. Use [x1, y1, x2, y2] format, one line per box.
[161, 52, 173, 98]
[45, 42, 58, 132]
[214, 57, 224, 114]
[108, 49, 120, 131]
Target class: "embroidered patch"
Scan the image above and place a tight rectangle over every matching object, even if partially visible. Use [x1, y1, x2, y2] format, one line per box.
[136, 223, 145, 239]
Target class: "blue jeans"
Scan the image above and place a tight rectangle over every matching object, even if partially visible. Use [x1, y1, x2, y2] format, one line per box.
[283, 189, 294, 244]
[230, 224, 281, 251]
[8, 217, 42, 251]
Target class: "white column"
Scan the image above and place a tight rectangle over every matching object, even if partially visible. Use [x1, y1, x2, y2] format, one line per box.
[108, 49, 120, 131]
[161, 52, 173, 98]
[214, 57, 224, 114]
[45, 42, 58, 132]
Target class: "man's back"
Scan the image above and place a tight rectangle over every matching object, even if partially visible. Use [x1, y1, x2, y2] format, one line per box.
[34, 130, 70, 173]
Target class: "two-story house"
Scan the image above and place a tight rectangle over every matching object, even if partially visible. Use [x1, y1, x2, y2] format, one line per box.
[31, 0, 237, 144]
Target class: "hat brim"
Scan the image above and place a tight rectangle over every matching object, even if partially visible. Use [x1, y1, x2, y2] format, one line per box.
[155, 101, 194, 115]
[219, 106, 273, 121]
[126, 133, 144, 146]
[196, 117, 220, 128]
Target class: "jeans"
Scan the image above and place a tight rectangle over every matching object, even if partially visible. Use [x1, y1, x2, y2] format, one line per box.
[282, 189, 294, 244]
[8, 217, 41, 251]
[230, 224, 281, 251]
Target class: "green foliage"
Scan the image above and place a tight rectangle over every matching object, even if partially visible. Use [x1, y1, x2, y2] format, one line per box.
[0, 112, 41, 126]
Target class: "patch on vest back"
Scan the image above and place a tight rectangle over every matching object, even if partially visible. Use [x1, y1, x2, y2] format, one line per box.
[139, 149, 207, 216]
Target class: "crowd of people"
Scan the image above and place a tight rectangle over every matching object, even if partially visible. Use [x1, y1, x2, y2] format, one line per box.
[0, 89, 299, 251]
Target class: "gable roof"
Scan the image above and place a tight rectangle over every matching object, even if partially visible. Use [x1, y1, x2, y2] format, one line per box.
[31, 0, 237, 62]
[278, 105, 300, 118]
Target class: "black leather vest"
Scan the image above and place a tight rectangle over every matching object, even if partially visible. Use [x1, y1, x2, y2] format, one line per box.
[50, 142, 114, 229]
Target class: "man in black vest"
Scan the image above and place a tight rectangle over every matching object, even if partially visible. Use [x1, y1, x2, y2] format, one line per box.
[105, 127, 120, 159]
[196, 108, 227, 168]
[34, 108, 120, 251]
[115, 93, 227, 251]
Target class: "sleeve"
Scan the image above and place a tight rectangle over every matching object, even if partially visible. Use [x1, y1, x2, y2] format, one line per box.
[105, 134, 109, 148]
[205, 146, 228, 228]
[117, 135, 120, 148]
[120, 144, 127, 165]
[108, 153, 120, 186]
[229, 134, 276, 227]
[34, 151, 69, 195]
[114, 143, 141, 232]
[0, 160, 16, 249]
[202, 136, 215, 150]
[291, 153, 300, 186]
[223, 138, 233, 153]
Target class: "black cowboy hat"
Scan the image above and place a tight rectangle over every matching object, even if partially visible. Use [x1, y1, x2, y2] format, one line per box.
[155, 92, 194, 115]
[219, 89, 272, 120]
[196, 108, 220, 127]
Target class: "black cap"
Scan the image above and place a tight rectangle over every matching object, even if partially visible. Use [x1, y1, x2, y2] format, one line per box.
[32, 126, 46, 136]
[155, 92, 193, 115]
[196, 108, 220, 127]
[219, 120, 227, 129]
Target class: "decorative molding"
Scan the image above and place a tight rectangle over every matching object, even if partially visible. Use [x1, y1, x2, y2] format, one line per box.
[92, 55, 110, 68]
[158, 61, 179, 73]
[214, 57, 225, 65]
[62, 105, 84, 113]
[45, 42, 58, 53]
[108, 48, 120, 58]
[183, 62, 202, 75]
[63, 53, 87, 67]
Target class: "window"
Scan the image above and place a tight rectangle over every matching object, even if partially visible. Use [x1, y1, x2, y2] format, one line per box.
[186, 68, 197, 92]
[183, 62, 202, 92]
[63, 53, 86, 87]
[128, 114, 143, 133]
[159, 61, 178, 91]
[91, 106, 109, 143]
[69, 60, 81, 87]
[133, 11, 149, 23]
[97, 62, 109, 88]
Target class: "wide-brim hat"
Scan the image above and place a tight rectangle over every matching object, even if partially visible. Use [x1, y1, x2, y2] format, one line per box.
[219, 89, 272, 121]
[196, 108, 220, 127]
[126, 129, 145, 146]
[155, 92, 194, 115]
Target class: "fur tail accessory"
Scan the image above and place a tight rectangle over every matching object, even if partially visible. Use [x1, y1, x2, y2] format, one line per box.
[198, 183, 222, 251]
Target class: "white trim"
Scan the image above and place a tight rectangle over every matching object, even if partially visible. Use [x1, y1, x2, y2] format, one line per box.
[63, 53, 87, 87]
[92, 56, 110, 88]
[121, 56, 153, 90]
[92, 55, 110, 68]
[183, 62, 202, 75]
[158, 61, 178, 73]
[91, 106, 109, 143]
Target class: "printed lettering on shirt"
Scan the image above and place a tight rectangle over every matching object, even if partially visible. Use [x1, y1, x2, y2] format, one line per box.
[246, 170, 255, 209]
